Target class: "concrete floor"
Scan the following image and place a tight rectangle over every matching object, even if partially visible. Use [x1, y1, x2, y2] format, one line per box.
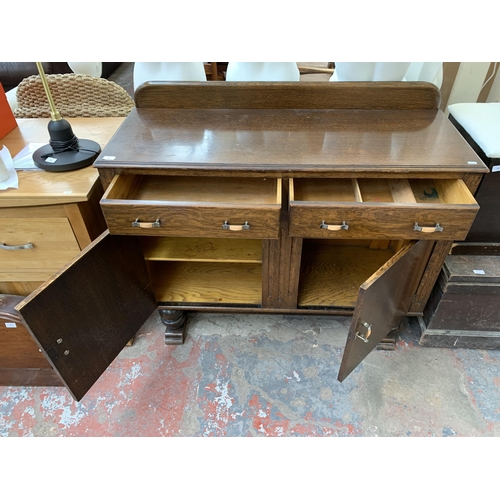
[1, 312, 500, 437]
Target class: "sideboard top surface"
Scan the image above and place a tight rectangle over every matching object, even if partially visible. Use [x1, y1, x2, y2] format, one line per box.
[95, 107, 487, 175]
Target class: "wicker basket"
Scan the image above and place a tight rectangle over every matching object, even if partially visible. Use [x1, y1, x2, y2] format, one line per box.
[15, 73, 134, 118]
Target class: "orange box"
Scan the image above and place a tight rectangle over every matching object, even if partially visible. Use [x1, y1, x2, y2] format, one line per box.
[0, 82, 18, 139]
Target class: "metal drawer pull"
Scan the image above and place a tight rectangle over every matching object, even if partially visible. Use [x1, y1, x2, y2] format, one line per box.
[320, 221, 349, 231]
[222, 221, 250, 231]
[414, 222, 443, 233]
[1, 242, 34, 250]
[132, 219, 161, 228]
[356, 321, 372, 343]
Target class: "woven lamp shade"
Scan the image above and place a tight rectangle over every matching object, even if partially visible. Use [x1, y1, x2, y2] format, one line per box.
[15, 73, 134, 118]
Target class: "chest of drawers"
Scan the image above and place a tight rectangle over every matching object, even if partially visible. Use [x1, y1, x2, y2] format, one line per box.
[12, 83, 488, 401]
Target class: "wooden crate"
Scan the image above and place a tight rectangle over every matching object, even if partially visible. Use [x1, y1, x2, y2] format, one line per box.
[419, 254, 500, 348]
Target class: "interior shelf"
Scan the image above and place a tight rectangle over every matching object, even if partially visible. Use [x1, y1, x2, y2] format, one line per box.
[147, 261, 262, 305]
[298, 241, 398, 308]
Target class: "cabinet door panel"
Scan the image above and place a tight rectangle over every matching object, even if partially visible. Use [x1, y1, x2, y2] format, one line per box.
[338, 239, 434, 382]
[15, 231, 157, 401]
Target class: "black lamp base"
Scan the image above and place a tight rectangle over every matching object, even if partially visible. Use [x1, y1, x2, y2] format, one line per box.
[32, 118, 101, 172]
[33, 139, 101, 172]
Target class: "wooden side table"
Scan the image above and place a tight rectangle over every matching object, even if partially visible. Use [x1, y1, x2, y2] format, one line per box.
[0, 117, 124, 385]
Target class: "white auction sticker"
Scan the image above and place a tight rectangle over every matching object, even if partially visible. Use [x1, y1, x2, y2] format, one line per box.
[473, 270, 486, 275]
[5, 323, 17, 328]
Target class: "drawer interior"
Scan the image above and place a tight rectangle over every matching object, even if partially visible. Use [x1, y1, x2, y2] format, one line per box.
[105, 175, 281, 205]
[141, 236, 263, 305]
[292, 178, 476, 205]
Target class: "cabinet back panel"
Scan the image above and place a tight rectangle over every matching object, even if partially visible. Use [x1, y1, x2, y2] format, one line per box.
[298, 243, 397, 308]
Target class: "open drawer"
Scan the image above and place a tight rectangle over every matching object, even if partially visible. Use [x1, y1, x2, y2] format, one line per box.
[289, 178, 479, 240]
[101, 175, 282, 239]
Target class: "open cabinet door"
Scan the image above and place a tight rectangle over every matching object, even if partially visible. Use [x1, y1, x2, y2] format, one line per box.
[338, 240, 434, 382]
[15, 230, 157, 401]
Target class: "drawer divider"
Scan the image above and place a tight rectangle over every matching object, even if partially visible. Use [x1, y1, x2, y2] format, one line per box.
[352, 179, 363, 202]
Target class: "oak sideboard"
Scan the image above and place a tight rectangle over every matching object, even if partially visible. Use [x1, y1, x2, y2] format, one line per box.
[13, 82, 487, 401]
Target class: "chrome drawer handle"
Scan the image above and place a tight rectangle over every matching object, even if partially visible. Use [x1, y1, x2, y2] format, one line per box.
[222, 221, 250, 231]
[132, 219, 161, 228]
[1, 242, 34, 250]
[320, 221, 349, 231]
[414, 222, 443, 233]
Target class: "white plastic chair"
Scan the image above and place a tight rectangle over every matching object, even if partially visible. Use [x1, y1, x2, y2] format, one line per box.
[404, 63, 443, 89]
[226, 62, 300, 81]
[133, 62, 207, 91]
[330, 63, 411, 82]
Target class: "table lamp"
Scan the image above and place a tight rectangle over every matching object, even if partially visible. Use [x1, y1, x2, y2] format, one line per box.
[32, 62, 101, 171]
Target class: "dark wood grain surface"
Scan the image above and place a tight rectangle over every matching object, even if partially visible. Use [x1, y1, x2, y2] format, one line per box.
[420, 254, 500, 347]
[443, 254, 500, 283]
[134, 82, 441, 110]
[15, 231, 157, 401]
[338, 239, 434, 382]
[95, 107, 487, 175]
[289, 204, 477, 241]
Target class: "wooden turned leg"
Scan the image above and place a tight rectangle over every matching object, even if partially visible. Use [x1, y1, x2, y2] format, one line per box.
[159, 309, 187, 345]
